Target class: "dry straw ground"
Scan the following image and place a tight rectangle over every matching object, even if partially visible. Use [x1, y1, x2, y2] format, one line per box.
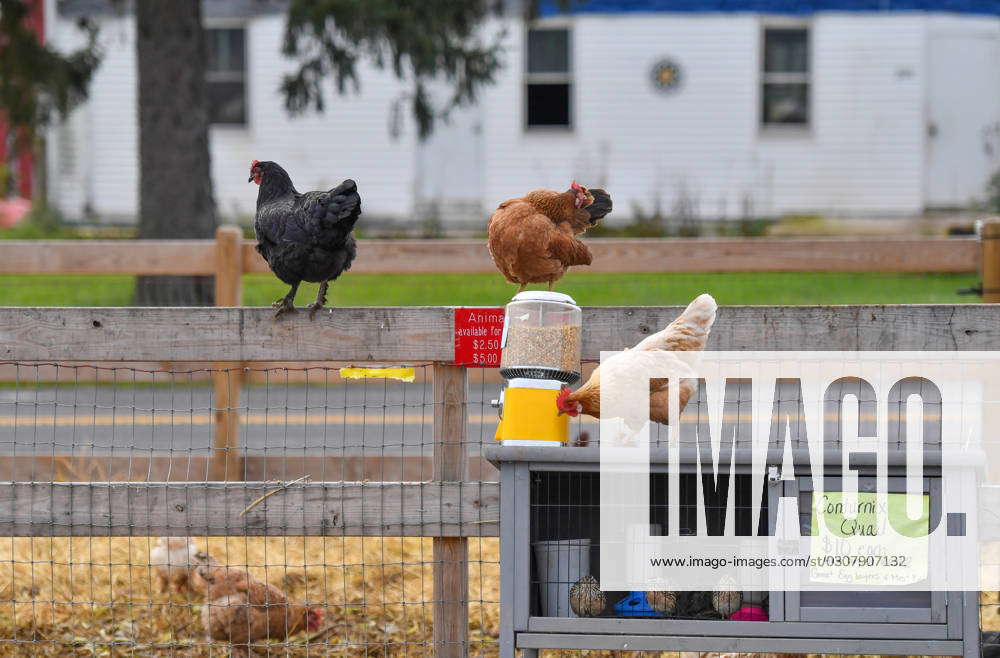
[0, 537, 498, 656]
[0, 537, 995, 657]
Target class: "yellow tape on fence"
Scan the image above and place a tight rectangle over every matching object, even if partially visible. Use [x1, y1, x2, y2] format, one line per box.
[338, 367, 416, 383]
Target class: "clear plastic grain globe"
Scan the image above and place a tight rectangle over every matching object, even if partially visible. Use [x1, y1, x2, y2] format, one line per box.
[499, 291, 582, 384]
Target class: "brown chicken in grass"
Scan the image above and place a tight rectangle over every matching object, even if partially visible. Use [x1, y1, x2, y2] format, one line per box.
[556, 293, 717, 425]
[487, 182, 612, 292]
[195, 562, 323, 655]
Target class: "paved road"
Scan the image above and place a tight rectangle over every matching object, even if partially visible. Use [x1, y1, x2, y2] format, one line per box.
[0, 382, 585, 456]
[0, 381, 896, 457]
[0, 383, 478, 455]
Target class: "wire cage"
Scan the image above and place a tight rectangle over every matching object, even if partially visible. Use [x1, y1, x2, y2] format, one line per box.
[528, 470, 766, 621]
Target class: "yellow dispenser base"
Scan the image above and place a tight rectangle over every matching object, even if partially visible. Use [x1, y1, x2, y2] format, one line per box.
[494, 384, 569, 444]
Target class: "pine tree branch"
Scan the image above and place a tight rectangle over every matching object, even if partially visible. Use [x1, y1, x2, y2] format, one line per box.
[0, 0, 101, 147]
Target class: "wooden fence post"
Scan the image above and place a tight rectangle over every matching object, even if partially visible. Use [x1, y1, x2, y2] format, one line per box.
[211, 226, 244, 481]
[983, 220, 1000, 303]
[432, 364, 469, 657]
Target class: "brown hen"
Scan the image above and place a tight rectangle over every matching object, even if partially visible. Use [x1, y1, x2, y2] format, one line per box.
[487, 182, 612, 292]
[196, 563, 323, 656]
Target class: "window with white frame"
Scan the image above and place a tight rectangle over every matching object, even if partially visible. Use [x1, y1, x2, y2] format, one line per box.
[526, 26, 572, 128]
[206, 27, 247, 125]
[761, 26, 809, 126]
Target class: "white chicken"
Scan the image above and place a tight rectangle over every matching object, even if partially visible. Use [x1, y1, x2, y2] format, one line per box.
[150, 537, 198, 593]
[556, 293, 717, 437]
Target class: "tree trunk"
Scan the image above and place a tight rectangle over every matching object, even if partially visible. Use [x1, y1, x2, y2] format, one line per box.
[134, 0, 216, 306]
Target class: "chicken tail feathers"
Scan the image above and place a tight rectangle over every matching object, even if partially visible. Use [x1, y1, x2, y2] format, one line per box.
[672, 293, 717, 335]
[547, 232, 593, 267]
[321, 179, 362, 232]
[585, 189, 613, 225]
[330, 178, 357, 197]
[635, 293, 717, 352]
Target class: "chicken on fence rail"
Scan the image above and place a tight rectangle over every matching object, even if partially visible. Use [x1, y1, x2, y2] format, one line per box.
[556, 293, 717, 424]
[487, 181, 612, 293]
[249, 160, 362, 319]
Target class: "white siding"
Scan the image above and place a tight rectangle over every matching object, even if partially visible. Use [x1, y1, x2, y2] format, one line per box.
[45, 16, 139, 221]
[481, 13, 936, 220]
[414, 98, 486, 224]
[48, 12, 419, 223]
[215, 15, 418, 221]
[924, 14, 1000, 207]
[86, 17, 140, 218]
[45, 8, 1000, 224]
[758, 14, 927, 215]
[481, 14, 758, 220]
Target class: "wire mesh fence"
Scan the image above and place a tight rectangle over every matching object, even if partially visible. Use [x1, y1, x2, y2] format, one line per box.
[0, 362, 507, 656]
[3, 361, 1000, 655]
[2, 303, 1000, 656]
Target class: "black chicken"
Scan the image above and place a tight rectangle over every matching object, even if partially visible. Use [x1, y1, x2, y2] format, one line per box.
[249, 160, 362, 319]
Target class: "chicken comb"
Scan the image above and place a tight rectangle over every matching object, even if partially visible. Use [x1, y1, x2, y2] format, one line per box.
[556, 387, 573, 412]
[250, 159, 260, 169]
[570, 180, 583, 191]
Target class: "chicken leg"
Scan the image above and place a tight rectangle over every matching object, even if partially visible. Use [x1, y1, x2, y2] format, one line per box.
[272, 282, 299, 319]
[516, 283, 526, 294]
[307, 281, 329, 320]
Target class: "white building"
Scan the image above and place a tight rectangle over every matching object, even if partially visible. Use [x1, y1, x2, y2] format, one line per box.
[46, 0, 1000, 227]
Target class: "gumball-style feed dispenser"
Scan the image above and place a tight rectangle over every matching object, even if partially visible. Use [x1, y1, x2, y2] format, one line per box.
[492, 292, 582, 446]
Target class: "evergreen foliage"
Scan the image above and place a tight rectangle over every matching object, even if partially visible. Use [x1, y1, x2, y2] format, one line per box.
[0, 0, 99, 144]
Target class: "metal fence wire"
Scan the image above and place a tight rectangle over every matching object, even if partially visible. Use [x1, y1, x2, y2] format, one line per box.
[0, 362, 502, 656]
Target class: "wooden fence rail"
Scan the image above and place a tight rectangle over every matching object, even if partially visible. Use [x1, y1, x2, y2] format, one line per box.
[0, 455, 498, 483]
[4, 305, 1000, 361]
[0, 481, 499, 537]
[0, 232, 986, 276]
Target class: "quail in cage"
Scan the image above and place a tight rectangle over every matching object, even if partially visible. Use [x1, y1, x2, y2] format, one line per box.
[569, 575, 606, 617]
[645, 589, 678, 616]
[711, 576, 743, 617]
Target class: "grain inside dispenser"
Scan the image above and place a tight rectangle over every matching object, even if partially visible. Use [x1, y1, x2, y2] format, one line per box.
[499, 291, 582, 384]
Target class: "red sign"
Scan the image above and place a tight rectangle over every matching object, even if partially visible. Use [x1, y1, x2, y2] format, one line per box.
[453, 307, 504, 367]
